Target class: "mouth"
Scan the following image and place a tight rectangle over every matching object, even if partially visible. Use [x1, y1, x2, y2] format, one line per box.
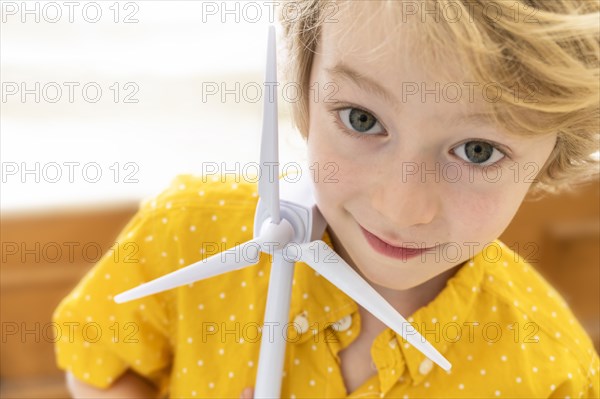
[359, 225, 438, 260]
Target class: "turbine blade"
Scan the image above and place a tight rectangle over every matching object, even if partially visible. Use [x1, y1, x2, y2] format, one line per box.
[258, 24, 280, 224]
[114, 239, 263, 303]
[297, 241, 452, 371]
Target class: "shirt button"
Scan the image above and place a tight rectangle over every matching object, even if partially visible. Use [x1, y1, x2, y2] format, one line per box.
[332, 315, 352, 332]
[419, 358, 433, 375]
[293, 313, 309, 334]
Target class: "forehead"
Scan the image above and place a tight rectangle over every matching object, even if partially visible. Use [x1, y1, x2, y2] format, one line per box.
[320, 1, 465, 82]
[316, 1, 493, 119]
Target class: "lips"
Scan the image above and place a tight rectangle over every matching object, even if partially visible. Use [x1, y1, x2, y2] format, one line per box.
[360, 225, 435, 260]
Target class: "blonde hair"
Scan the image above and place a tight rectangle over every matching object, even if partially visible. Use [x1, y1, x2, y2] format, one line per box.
[277, 0, 599, 196]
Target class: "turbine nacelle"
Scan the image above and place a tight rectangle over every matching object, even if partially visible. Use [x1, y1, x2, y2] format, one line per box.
[254, 167, 327, 249]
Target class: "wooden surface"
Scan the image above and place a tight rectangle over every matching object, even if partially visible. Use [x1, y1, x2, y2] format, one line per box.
[1, 204, 140, 398]
[1, 181, 598, 398]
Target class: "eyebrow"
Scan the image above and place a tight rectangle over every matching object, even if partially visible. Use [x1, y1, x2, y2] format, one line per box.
[326, 62, 400, 109]
[325, 62, 493, 126]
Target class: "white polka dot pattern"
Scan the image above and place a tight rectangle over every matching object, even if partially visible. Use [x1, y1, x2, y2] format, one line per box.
[51, 175, 600, 398]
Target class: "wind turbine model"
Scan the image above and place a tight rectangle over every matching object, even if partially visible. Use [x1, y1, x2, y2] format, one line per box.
[114, 25, 451, 398]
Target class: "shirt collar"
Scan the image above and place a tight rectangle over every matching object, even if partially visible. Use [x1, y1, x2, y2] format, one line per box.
[364, 250, 486, 395]
[291, 228, 492, 394]
[393, 250, 486, 388]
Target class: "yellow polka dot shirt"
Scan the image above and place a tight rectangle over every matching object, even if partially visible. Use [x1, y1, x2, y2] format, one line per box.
[52, 175, 600, 398]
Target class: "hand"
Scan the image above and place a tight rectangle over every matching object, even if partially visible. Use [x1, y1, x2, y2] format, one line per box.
[240, 387, 254, 399]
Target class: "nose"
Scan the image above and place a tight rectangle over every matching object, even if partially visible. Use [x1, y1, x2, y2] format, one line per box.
[370, 164, 440, 229]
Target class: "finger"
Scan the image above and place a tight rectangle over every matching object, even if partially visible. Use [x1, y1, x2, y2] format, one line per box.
[240, 387, 254, 399]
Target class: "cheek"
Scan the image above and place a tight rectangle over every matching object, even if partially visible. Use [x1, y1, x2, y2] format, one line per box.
[307, 151, 356, 212]
[307, 110, 361, 205]
[445, 184, 527, 243]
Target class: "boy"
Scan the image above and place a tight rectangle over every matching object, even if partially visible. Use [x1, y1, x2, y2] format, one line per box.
[57, 1, 599, 397]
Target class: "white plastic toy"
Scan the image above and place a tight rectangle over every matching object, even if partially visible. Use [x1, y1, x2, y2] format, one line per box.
[114, 25, 451, 398]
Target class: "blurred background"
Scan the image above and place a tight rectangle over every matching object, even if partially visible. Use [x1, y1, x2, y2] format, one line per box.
[1, 1, 598, 397]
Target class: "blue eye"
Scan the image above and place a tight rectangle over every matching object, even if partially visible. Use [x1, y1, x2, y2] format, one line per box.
[338, 107, 385, 136]
[453, 141, 505, 166]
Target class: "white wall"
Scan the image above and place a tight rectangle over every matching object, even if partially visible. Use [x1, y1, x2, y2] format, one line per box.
[1, 1, 307, 212]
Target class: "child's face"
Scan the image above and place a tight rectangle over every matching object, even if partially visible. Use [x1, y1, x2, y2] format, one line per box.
[306, 6, 558, 290]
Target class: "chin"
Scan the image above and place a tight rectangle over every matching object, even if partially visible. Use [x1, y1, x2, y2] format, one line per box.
[368, 274, 426, 291]
[352, 257, 426, 289]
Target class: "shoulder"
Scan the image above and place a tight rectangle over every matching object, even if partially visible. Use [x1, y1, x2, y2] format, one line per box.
[125, 174, 260, 238]
[139, 174, 258, 214]
[104, 174, 260, 282]
[475, 240, 598, 382]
